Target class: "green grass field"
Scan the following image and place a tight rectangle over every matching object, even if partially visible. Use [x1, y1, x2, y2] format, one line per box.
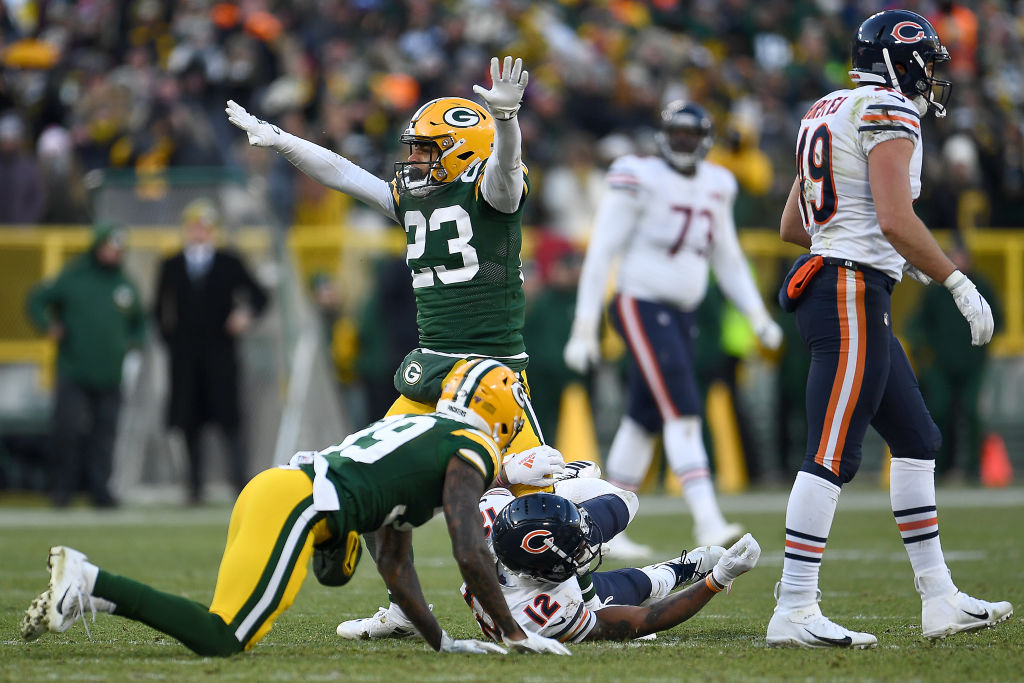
[2, 484, 1021, 682]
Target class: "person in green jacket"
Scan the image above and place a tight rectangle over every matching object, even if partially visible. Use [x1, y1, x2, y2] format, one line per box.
[25, 222, 145, 507]
[907, 244, 1001, 480]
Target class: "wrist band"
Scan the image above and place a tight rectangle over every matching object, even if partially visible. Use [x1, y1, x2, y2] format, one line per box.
[705, 575, 726, 593]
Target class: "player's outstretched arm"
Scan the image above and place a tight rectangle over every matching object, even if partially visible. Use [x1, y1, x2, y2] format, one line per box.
[475, 56, 528, 214]
[443, 457, 570, 655]
[585, 534, 761, 641]
[224, 100, 397, 221]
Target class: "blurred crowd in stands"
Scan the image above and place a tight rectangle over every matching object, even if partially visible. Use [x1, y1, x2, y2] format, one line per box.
[1, 0, 1023, 233]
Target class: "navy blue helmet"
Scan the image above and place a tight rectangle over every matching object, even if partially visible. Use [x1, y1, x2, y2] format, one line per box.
[656, 101, 713, 172]
[491, 493, 602, 583]
[850, 10, 951, 117]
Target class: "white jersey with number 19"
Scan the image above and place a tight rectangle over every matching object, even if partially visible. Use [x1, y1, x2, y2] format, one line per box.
[796, 86, 923, 280]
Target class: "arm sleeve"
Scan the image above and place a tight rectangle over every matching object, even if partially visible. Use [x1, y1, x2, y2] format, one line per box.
[572, 173, 641, 325]
[708, 174, 769, 318]
[273, 131, 398, 222]
[479, 117, 524, 214]
[234, 254, 269, 316]
[25, 277, 59, 331]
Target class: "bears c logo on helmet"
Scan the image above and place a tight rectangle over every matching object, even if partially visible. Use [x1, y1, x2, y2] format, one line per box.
[443, 106, 482, 128]
[520, 529, 553, 554]
[891, 21, 925, 43]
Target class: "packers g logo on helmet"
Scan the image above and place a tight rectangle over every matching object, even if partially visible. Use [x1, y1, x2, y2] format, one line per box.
[442, 106, 482, 128]
[436, 359, 525, 452]
[395, 97, 494, 194]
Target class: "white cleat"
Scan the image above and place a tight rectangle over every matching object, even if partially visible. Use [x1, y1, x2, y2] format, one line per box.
[602, 532, 653, 560]
[336, 603, 424, 640]
[918, 576, 1013, 640]
[21, 546, 95, 641]
[696, 522, 744, 548]
[767, 587, 877, 649]
[675, 545, 725, 586]
[555, 460, 602, 481]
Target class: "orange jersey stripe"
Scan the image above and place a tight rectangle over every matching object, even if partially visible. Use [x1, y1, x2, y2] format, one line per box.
[861, 114, 920, 128]
[898, 517, 938, 532]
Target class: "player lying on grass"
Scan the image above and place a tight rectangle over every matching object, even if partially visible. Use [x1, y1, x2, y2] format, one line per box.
[340, 469, 760, 643]
[21, 360, 569, 656]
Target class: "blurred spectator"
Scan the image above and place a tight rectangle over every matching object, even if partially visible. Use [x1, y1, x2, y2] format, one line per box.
[540, 133, 606, 243]
[0, 113, 44, 224]
[36, 125, 88, 223]
[353, 256, 418, 424]
[522, 233, 584, 439]
[25, 222, 145, 507]
[153, 199, 269, 504]
[907, 243, 1002, 481]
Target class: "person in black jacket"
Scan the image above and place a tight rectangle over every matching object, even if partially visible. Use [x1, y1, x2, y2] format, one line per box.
[154, 199, 268, 504]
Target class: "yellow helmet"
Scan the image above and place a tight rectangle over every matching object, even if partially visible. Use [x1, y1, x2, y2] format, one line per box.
[437, 359, 526, 452]
[395, 97, 494, 193]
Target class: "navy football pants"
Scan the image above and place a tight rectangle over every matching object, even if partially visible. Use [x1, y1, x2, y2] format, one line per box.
[795, 264, 940, 486]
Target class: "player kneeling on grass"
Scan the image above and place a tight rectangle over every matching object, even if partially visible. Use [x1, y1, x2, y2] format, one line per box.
[21, 360, 570, 656]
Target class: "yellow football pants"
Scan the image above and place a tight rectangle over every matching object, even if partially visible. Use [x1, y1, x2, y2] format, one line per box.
[208, 467, 332, 649]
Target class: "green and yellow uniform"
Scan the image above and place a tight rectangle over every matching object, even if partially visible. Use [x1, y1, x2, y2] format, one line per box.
[89, 414, 500, 657]
[387, 168, 545, 457]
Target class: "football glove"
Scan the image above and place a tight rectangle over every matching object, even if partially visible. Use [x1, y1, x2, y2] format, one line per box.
[902, 261, 932, 285]
[225, 100, 283, 148]
[472, 56, 528, 120]
[563, 318, 600, 373]
[503, 630, 572, 655]
[749, 309, 783, 351]
[439, 630, 507, 654]
[500, 446, 565, 487]
[708, 533, 761, 592]
[944, 270, 994, 346]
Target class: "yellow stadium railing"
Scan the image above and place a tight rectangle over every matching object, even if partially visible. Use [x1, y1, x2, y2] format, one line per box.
[2, 225, 1022, 393]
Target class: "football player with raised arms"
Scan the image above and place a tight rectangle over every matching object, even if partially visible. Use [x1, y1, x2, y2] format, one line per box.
[227, 56, 569, 635]
[21, 360, 569, 656]
[564, 101, 783, 554]
[767, 10, 1012, 648]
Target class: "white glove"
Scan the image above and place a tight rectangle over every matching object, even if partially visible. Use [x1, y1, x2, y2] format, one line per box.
[500, 446, 565, 487]
[503, 630, 571, 655]
[944, 270, 994, 346]
[563, 318, 600, 373]
[439, 630, 507, 655]
[225, 100, 283, 148]
[749, 310, 783, 351]
[709, 533, 761, 591]
[902, 261, 932, 285]
[472, 56, 529, 120]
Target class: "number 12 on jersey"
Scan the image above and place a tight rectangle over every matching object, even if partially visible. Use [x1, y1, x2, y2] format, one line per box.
[796, 123, 837, 228]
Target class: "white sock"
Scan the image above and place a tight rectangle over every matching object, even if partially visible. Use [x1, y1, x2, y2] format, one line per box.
[639, 563, 678, 603]
[890, 457, 955, 595]
[663, 416, 726, 531]
[83, 562, 116, 613]
[605, 417, 656, 490]
[778, 471, 840, 609]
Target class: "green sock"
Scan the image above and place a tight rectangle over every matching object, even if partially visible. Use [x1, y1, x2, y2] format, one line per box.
[93, 569, 242, 657]
[578, 572, 597, 602]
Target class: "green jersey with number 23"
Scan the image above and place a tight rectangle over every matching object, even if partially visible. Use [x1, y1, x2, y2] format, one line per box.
[391, 164, 529, 361]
